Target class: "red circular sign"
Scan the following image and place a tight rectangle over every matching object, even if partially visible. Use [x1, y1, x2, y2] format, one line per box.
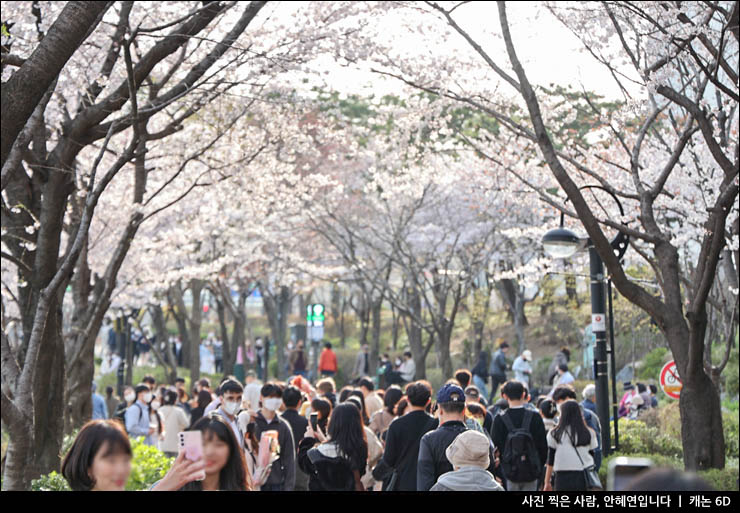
[660, 360, 682, 399]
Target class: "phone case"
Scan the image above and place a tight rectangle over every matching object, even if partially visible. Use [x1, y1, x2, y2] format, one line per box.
[178, 431, 206, 481]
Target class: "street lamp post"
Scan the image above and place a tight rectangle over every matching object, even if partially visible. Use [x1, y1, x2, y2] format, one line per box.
[542, 186, 629, 457]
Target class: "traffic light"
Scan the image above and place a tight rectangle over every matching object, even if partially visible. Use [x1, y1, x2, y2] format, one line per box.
[306, 304, 325, 327]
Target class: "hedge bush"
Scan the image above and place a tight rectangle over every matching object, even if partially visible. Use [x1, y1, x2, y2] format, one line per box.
[611, 417, 683, 459]
[31, 437, 173, 491]
[597, 453, 739, 491]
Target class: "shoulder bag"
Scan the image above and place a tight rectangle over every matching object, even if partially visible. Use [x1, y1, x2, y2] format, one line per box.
[567, 430, 602, 491]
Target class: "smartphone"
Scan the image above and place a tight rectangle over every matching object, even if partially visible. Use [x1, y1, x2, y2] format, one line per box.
[608, 457, 653, 491]
[310, 412, 318, 431]
[178, 431, 206, 481]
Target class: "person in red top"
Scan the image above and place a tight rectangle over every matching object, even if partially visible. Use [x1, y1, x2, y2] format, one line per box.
[318, 342, 338, 377]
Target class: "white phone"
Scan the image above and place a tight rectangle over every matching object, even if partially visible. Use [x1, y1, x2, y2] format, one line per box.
[178, 431, 206, 481]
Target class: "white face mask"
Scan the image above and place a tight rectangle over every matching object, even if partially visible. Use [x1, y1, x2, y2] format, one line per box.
[263, 398, 282, 411]
[124, 393, 135, 403]
[223, 400, 239, 415]
[151, 401, 161, 410]
[143, 392, 153, 403]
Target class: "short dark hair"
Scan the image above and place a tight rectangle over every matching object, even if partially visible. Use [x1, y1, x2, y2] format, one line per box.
[198, 378, 211, 389]
[142, 375, 156, 385]
[175, 377, 185, 384]
[105, 385, 114, 397]
[405, 381, 432, 407]
[220, 379, 243, 395]
[454, 369, 472, 389]
[261, 382, 282, 398]
[649, 384, 658, 394]
[282, 386, 302, 408]
[403, 351, 412, 358]
[637, 383, 647, 393]
[438, 401, 465, 414]
[466, 403, 486, 418]
[501, 380, 525, 400]
[552, 384, 577, 402]
[134, 384, 150, 396]
[499, 341, 509, 349]
[357, 377, 374, 391]
[558, 363, 569, 372]
[61, 420, 132, 491]
[324, 342, 332, 349]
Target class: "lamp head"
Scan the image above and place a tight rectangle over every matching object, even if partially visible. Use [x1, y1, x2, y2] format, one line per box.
[542, 227, 582, 259]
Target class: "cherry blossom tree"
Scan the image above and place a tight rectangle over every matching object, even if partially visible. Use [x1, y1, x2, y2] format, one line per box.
[342, 0, 737, 470]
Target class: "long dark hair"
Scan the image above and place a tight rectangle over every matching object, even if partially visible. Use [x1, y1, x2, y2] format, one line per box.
[551, 400, 591, 446]
[180, 414, 249, 491]
[327, 403, 368, 472]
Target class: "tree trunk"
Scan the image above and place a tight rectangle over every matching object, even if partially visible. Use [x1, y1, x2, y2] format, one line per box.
[514, 292, 526, 354]
[679, 370, 725, 471]
[217, 296, 230, 379]
[339, 295, 347, 348]
[149, 304, 177, 384]
[188, 280, 204, 384]
[170, 286, 191, 369]
[391, 303, 400, 351]
[32, 296, 65, 478]
[262, 285, 291, 380]
[370, 299, 382, 375]
[437, 322, 453, 380]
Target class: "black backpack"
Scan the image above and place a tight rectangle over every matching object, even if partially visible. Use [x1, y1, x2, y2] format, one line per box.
[500, 409, 541, 483]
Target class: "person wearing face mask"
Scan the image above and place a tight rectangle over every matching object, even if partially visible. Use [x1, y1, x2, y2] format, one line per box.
[253, 382, 296, 491]
[113, 386, 136, 425]
[160, 389, 191, 458]
[125, 384, 156, 446]
[214, 379, 245, 445]
[148, 395, 165, 450]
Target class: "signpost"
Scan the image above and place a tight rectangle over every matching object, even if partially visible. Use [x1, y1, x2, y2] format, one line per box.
[660, 360, 682, 399]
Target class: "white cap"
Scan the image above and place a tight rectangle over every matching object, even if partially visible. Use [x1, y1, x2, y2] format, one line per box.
[522, 350, 532, 361]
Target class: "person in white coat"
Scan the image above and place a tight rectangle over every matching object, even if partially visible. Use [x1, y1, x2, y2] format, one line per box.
[512, 350, 533, 387]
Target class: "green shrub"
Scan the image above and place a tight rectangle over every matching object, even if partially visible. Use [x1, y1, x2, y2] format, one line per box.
[699, 466, 739, 491]
[126, 437, 173, 491]
[597, 453, 738, 491]
[723, 411, 739, 460]
[611, 418, 683, 459]
[31, 471, 71, 491]
[31, 437, 173, 491]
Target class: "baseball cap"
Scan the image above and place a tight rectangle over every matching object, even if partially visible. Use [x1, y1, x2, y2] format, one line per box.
[437, 383, 466, 404]
[522, 350, 532, 361]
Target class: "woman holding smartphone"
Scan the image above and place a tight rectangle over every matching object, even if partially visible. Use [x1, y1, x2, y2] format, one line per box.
[61, 420, 205, 491]
[297, 403, 368, 491]
[167, 412, 251, 491]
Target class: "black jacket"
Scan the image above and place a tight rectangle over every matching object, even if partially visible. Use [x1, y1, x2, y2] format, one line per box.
[372, 410, 438, 491]
[280, 408, 308, 453]
[417, 420, 496, 491]
[297, 437, 365, 491]
[254, 411, 296, 490]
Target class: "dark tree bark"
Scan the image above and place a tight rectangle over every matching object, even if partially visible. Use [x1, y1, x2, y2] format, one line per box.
[1, 1, 110, 167]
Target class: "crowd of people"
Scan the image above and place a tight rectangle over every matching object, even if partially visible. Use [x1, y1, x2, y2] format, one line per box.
[71, 337, 701, 493]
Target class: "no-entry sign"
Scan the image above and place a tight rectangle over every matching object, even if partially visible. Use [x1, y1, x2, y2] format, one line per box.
[660, 360, 682, 399]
